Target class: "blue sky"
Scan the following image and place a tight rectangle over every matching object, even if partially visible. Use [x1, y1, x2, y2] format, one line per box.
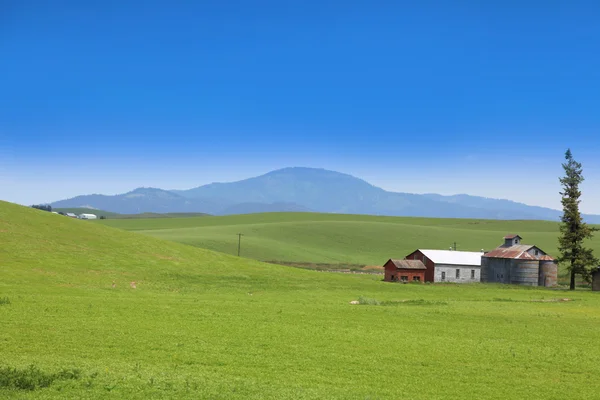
[1, 1, 600, 212]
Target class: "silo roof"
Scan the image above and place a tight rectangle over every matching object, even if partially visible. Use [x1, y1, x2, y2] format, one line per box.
[483, 245, 554, 260]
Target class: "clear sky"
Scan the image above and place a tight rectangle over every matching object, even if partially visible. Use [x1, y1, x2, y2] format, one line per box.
[2, 1, 599, 212]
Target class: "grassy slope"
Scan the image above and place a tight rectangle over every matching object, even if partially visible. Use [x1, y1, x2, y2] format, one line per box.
[98, 212, 600, 271]
[2, 202, 600, 399]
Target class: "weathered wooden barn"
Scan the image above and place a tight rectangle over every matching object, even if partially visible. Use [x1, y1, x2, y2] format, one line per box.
[383, 259, 426, 283]
[404, 249, 483, 283]
[481, 234, 557, 287]
[592, 267, 600, 291]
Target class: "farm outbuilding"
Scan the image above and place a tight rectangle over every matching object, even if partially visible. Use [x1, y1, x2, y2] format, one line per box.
[383, 259, 426, 283]
[480, 234, 557, 287]
[592, 267, 600, 291]
[404, 249, 483, 283]
[78, 213, 97, 220]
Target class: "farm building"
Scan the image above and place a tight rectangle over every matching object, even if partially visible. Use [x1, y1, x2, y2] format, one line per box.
[383, 259, 426, 283]
[592, 267, 600, 291]
[65, 213, 78, 218]
[404, 249, 483, 283]
[78, 213, 97, 220]
[480, 234, 557, 287]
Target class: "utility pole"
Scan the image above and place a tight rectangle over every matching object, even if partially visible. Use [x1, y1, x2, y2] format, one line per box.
[237, 233, 243, 256]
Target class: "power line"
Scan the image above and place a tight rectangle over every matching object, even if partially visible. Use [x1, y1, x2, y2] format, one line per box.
[237, 233, 243, 256]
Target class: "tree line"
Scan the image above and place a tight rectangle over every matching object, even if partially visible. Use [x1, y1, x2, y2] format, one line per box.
[30, 204, 52, 212]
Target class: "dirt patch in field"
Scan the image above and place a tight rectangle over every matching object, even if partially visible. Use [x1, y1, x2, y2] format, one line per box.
[154, 254, 181, 261]
[363, 265, 384, 272]
[531, 298, 573, 303]
[31, 268, 57, 276]
[264, 261, 383, 274]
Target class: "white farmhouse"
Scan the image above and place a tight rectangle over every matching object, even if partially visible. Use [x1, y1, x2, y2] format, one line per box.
[404, 249, 483, 283]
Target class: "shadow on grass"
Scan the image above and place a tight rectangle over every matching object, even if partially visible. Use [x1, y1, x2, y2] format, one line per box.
[357, 296, 448, 306]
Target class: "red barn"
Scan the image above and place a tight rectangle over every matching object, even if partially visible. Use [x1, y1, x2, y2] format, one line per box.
[383, 259, 426, 283]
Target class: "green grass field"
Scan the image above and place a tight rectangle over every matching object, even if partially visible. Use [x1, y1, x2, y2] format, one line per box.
[98, 212, 600, 277]
[3, 201, 600, 399]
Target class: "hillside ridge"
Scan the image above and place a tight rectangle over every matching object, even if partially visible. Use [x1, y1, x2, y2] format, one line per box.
[49, 167, 600, 223]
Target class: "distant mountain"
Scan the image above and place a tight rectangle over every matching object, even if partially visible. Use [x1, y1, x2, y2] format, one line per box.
[50, 167, 600, 223]
[51, 188, 223, 215]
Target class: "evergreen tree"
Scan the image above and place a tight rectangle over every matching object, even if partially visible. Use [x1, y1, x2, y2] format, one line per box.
[557, 149, 599, 290]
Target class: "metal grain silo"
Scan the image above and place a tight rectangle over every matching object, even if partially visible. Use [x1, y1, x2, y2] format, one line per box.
[510, 259, 539, 286]
[538, 260, 558, 287]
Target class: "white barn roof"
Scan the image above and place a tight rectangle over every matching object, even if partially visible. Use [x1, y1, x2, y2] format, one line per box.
[419, 249, 483, 267]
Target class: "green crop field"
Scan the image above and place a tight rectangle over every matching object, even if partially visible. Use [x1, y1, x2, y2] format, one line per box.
[2, 200, 600, 399]
[98, 212, 600, 278]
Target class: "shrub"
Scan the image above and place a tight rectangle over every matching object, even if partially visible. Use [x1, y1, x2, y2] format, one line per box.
[0, 297, 10, 305]
[357, 296, 380, 305]
[0, 365, 81, 391]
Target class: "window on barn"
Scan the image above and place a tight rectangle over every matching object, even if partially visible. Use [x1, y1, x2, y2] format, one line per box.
[413, 276, 420, 281]
[390, 275, 396, 281]
[456, 269, 460, 278]
[471, 270, 475, 279]
[535, 250, 539, 256]
[400, 276, 408, 282]
[441, 271, 446, 281]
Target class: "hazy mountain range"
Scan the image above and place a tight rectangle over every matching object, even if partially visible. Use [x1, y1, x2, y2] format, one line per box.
[49, 167, 600, 223]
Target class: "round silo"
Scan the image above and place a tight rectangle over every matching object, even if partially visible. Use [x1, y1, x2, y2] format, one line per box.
[511, 259, 539, 286]
[539, 260, 558, 287]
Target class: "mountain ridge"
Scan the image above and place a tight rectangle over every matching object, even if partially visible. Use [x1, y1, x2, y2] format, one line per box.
[49, 167, 600, 223]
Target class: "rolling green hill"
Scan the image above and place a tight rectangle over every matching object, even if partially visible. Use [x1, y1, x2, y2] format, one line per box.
[3, 201, 600, 399]
[98, 212, 600, 276]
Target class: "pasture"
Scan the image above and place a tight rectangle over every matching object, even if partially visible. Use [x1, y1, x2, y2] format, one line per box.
[98, 213, 600, 278]
[2, 202, 600, 399]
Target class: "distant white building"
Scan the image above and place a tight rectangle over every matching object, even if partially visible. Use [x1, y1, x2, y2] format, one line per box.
[78, 213, 97, 220]
[404, 249, 483, 283]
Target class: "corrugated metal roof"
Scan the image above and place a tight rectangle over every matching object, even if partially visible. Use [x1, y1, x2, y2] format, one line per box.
[483, 245, 555, 260]
[388, 259, 427, 270]
[504, 234, 522, 239]
[484, 244, 533, 258]
[417, 249, 483, 266]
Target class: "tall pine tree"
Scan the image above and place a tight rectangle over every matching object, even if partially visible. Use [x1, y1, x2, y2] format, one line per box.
[557, 149, 598, 290]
